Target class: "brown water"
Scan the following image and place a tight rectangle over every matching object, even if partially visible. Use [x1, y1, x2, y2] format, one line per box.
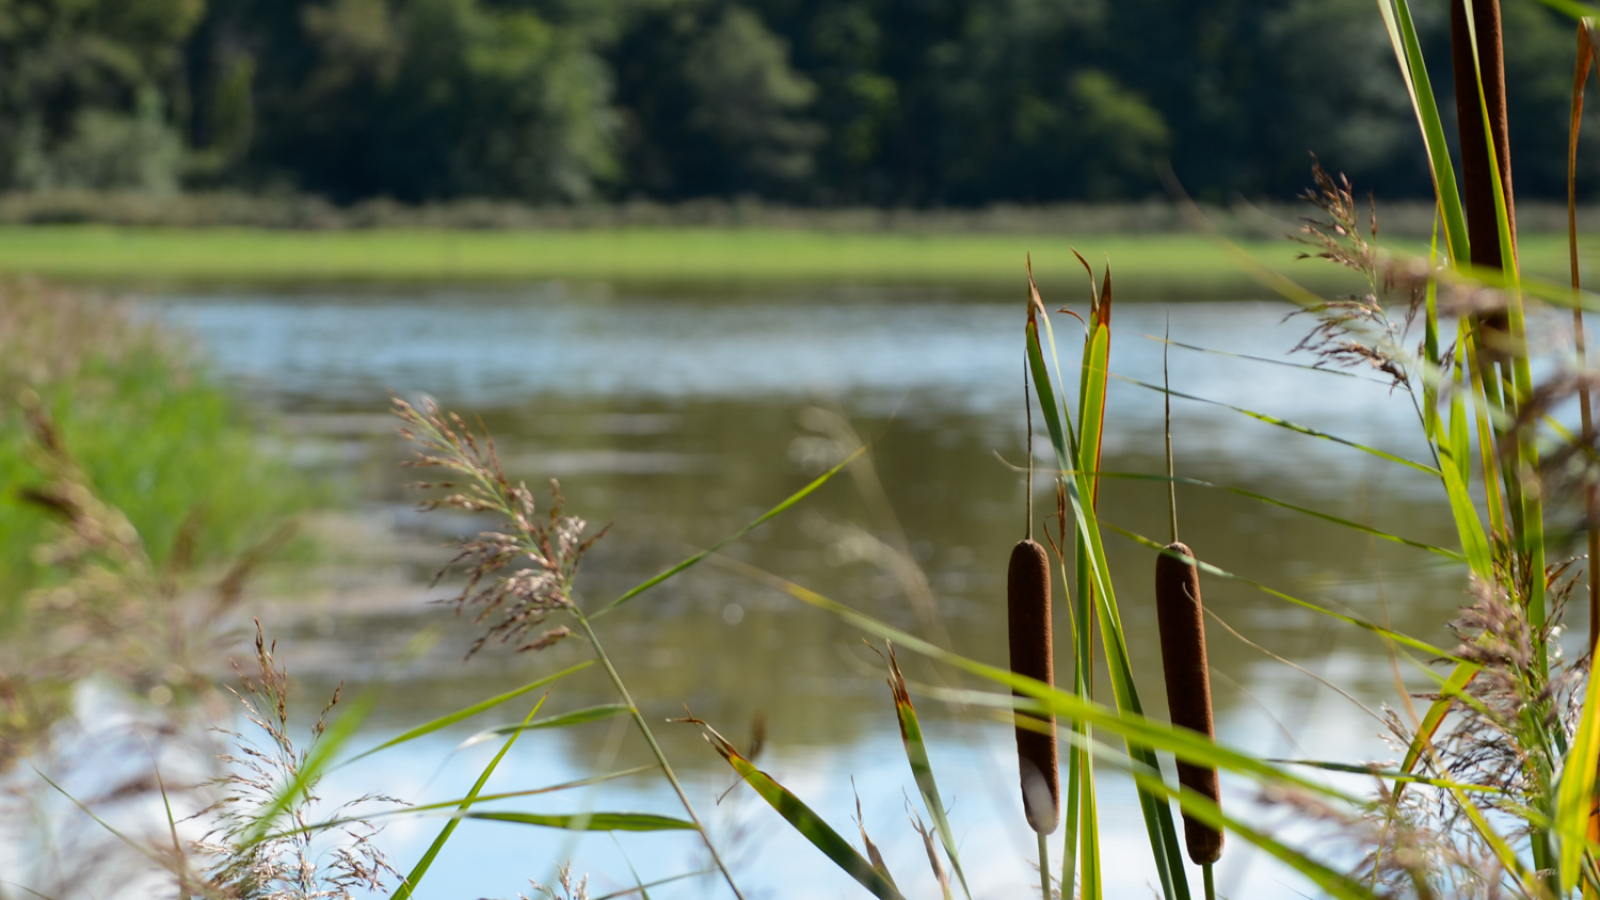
[123, 284, 1480, 899]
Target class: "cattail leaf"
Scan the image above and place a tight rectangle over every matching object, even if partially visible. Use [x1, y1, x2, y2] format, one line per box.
[1026, 282, 1190, 900]
[1074, 738, 1103, 900]
[690, 720, 906, 900]
[1537, 0, 1600, 19]
[456, 704, 633, 749]
[1557, 636, 1600, 890]
[717, 559, 1394, 898]
[885, 647, 971, 898]
[458, 811, 697, 831]
[1458, 0, 1548, 676]
[724, 559, 1363, 806]
[344, 661, 595, 766]
[1380, 0, 1471, 263]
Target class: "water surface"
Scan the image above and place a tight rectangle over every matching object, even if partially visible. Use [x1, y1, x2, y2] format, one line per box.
[126, 283, 1487, 898]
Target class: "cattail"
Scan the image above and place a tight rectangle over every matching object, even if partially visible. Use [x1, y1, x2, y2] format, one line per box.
[1154, 541, 1223, 865]
[1007, 537, 1058, 834]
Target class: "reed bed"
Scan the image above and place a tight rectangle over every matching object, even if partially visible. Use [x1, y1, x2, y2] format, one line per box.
[17, 0, 1600, 898]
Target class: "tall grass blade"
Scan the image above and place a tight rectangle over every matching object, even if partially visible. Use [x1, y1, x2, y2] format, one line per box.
[342, 661, 594, 765]
[1109, 527, 1466, 661]
[715, 557, 1363, 805]
[1556, 646, 1600, 890]
[1090, 472, 1465, 561]
[1036, 267, 1189, 900]
[688, 719, 907, 900]
[457, 704, 633, 749]
[1536, 0, 1600, 22]
[592, 445, 866, 617]
[461, 812, 697, 830]
[885, 645, 971, 898]
[269, 767, 657, 841]
[1382, 0, 1471, 262]
[1116, 375, 1439, 475]
[396, 697, 549, 900]
[1097, 747, 1384, 900]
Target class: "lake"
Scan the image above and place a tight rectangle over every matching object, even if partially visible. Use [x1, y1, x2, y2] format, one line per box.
[131, 281, 1482, 899]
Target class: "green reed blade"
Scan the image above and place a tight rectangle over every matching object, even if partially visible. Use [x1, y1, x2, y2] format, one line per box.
[1067, 537, 1099, 900]
[266, 767, 656, 842]
[1087, 745, 1385, 900]
[1087, 471, 1465, 562]
[459, 811, 697, 831]
[722, 559, 1363, 809]
[694, 722, 907, 900]
[1557, 633, 1600, 890]
[395, 697, 548, 900]
[1452, 783, 1541, 894]
[1272, 759, 1502, 792]
[1108, 527, 1467, 662]
[1115, 374, 1439, 475]
[1461, 1, 1547, 681]
[885, 647, 971, 899]
[1079, 749, 1102, 900]
[591, 444, 866, 617]
[341, 661, 594, 766]
[1134, 332, 1372, 380]
[1398, 660, 1479, 785]
[1434, 442, 1495, 581]
[1536, 0, 1600, 21]
[591, 869, 719, 900]
[1383, 0, 1471, 263]
[457, 704, 633, 749]
[1030, 298, 1189, 900]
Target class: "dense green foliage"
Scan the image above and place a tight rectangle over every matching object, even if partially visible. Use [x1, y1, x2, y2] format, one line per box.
[0, 0, 1594, 204]
[0, 283, 320, 607]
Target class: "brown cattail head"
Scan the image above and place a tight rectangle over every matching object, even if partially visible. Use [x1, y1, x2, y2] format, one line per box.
[1154, 541, 1223, 865]
[1007, 537, 1058, 834]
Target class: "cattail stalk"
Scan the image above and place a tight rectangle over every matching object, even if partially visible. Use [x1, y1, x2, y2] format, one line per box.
[1154, 542, 1222, 865]
[1009, 536, 1059, 834]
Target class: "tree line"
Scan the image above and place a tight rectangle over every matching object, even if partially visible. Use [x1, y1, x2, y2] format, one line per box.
[0, 0, 1590, 206]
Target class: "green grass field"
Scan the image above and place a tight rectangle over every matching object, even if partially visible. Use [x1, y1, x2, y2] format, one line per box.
[0, 225, 1587, 297]
[0, 224, 1544, 295]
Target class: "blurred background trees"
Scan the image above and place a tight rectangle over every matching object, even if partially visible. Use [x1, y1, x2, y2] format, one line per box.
[0, 0, 1589, 204]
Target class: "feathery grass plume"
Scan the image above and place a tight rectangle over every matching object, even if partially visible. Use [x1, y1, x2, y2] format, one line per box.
[394, 396, 606, 657]
[195, 622, 401, 899]
[1154, 543, 1222, 866]
[1008, 536, 1059, 834]
[1290, 160, 1413, 390]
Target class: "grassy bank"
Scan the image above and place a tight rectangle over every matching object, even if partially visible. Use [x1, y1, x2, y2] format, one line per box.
[0, 282, 320, 605]
[0, 224, 1585, 295]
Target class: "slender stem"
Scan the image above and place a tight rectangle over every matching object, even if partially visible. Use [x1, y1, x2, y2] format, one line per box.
[1038, 830, 1052, 900]
[573, 612, 747, 900]
[1025, 353, 1035, 541]
[1203, 863, 1216, 900]
[1164, 315, 1178, 545]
